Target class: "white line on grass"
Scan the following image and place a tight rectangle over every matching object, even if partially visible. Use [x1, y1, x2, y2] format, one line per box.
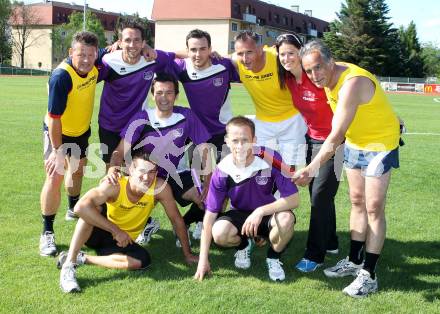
[406, 132, 440, 136]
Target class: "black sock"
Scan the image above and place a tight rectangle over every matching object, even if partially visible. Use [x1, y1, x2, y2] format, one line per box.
[68, 195, 80, 210]
[236, 236, 249, 250]
[146, 217, 152, 224]
[363, 252, 380, 279]
[349, 239, 365, 264]
[267, 246, 281, 259]
[183, 203, 204, 226]
[42, 214, 56, 233]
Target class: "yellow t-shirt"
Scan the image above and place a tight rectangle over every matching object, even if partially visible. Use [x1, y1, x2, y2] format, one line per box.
[237, 46, 298, 122]
[106, 176, 156, 240]
[50, 61, 98, 137]
[325, 62, 399, 151]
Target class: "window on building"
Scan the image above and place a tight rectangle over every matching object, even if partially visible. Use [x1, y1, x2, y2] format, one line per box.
[232, 22, 238, 31]
[268, 12, 272, 21]
[274, 14, 280, 23]
[230, 41, 235, 51]
[283, 16, 288, 25]
[291, 17, 293, 26]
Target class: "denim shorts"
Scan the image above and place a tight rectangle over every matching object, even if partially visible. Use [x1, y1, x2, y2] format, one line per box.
[344, 144, 399, 177]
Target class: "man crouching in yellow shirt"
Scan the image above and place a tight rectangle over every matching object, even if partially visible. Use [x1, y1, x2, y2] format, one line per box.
[57, 150, 198, 293]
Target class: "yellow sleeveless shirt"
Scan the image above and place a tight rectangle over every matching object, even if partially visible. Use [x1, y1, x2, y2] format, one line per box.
[238, 46, 298, 122]
[325, 62, 399, 151]
[106, 176, 156, 240]
[56, 62, 98, 137]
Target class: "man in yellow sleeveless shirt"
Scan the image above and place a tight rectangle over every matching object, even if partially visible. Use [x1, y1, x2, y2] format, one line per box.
[39, 32, 101, 257]
[57, 151, 197, 293]
[232, 31, 307, 169]
[295, 40, 401, 298]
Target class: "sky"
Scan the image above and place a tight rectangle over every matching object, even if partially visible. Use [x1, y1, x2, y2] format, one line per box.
[25, 0, 439, 45]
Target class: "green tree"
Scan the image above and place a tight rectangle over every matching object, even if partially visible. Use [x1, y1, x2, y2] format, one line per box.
[52, 10, 107, 61]
[420, 42, 440, 78]
[398, 21, 424, 77]
[10, 1, 44, 68]
[112, 13, 154, 47]
[323, 0, 401, 75]
[0, 0, 11, 64]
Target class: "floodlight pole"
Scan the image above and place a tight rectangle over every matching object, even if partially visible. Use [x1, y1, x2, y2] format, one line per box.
[83, 0, 87, 31]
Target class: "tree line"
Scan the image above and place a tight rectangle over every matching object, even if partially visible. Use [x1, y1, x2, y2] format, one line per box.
[1, 0, 438, 78]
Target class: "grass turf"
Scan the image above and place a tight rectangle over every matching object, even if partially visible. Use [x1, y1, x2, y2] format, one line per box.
[0, 76, 439, 313]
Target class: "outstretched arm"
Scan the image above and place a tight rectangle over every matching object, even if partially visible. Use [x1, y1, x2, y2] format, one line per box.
[194, 210, 218, 281]
[156, 179, 198, 264]
[294, 76, 374, 186]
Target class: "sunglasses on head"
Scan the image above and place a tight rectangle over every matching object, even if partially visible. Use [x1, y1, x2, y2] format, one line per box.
[276, 33, 303, 47]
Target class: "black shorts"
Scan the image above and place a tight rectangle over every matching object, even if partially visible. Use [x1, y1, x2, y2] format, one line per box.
[216, 210, 273, 238]
[207, 132, 229, 162]
[43, 124, 90, 159]
[99, 127, 121, 163]
[162, 170, 195, 207]
[85, 226, 151, 269]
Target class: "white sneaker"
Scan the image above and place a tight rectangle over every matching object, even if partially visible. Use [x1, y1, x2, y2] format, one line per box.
[57, 251, 86, 269]
[323, 257, 363, 278]
[266, 258, 285, 281]
[343, 269, 378, 298]
[234, 239, 253, 269]
[65, 208, 78, 221]
[39, 231, 57, 257]
[60, 262, 81, 293]
[135, 218, 160, 245]
[175, 228, 191, 248]
[192, 222, 203, 240]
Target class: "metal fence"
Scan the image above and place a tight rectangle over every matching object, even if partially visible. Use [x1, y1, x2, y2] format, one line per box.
[0, 66, 51, 76]
[377, 76, 437, 84]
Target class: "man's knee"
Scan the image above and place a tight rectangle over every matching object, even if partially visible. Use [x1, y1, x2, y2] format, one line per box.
[349, 190, 365, 208]
[44, 173, 64, 187]
[366, 198, 386, 218]
[273, 211, 295, 231]
[212, 221, 234, 246]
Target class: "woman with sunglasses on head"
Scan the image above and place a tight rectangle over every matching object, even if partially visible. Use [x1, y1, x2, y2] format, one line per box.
[276, 33, 342, 273]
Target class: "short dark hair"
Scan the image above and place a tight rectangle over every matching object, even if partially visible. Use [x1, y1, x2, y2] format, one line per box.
[132, 150, 158, 168]
[186, 29, 211, 47]
[71, 31, 98, 48]
[118, 19, 145, 41]
[234, 30, 260, 44]
[151, 72, 179, 95]
[226, 116, 255, 138]
[275, 33, 303, 89]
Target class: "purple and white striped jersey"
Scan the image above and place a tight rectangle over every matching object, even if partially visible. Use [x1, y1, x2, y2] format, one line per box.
[206, 149, 298, 213]
[173, 58, 239, 137]
[120, 106, 210, 180]
[99, 50, 175, 132]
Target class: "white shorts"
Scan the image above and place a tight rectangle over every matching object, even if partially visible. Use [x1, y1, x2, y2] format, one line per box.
[254, 114, 307, 166]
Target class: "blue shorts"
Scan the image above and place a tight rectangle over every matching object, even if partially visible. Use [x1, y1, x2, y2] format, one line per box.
[344, 144, 399, 177]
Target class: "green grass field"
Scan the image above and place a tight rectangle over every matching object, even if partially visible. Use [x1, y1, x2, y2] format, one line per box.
[0, 76, 439, 313]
